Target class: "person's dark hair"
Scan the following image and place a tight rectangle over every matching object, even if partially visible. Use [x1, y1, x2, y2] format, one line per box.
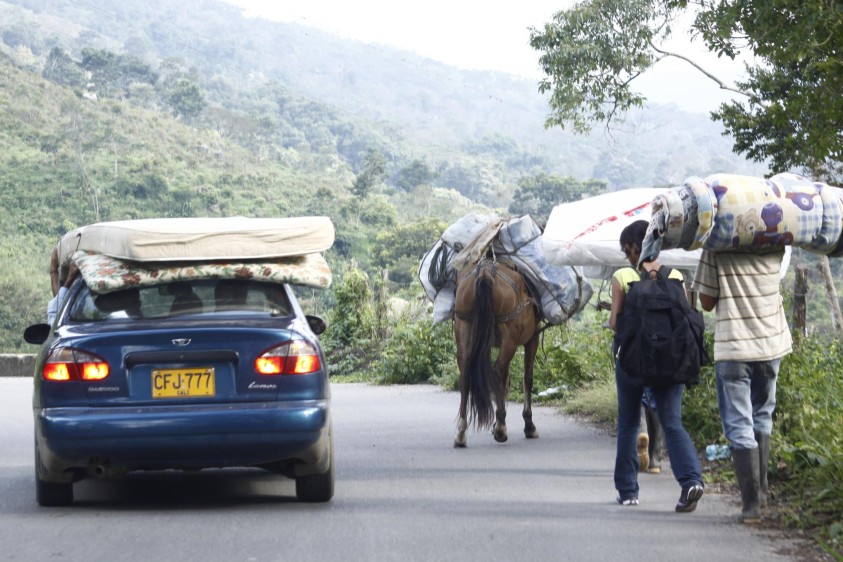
[619, 220, 649, 254]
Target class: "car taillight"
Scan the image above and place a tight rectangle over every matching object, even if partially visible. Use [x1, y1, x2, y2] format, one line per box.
[42, 348, 110, 381]
[255, 340, 321, 375]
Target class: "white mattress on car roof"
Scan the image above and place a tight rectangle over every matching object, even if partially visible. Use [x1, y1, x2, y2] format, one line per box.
[56, 216, 335, 263]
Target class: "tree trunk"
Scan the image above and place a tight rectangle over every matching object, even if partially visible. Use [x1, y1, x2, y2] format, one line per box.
[376, 269, 389, 339]
[792, 265, 808, 344]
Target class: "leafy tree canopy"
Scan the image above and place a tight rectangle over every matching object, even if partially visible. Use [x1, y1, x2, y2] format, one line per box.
[351, 148, 387, 200]
[372, 217, 448, 283]
[509, 173, 606, 225]
[394, 159, 437, 192]
[530, 0, 843, 178]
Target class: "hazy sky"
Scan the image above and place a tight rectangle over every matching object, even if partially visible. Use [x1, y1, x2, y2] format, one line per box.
[224, 0, 746, 114]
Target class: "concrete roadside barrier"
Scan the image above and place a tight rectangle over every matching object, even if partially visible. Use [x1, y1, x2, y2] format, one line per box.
[0, 354, 36, 377]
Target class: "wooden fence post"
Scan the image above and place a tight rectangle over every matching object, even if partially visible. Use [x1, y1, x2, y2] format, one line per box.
[792, 265, 808, 343]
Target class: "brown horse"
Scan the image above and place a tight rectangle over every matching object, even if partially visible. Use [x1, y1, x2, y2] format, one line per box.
[453, 258, 541, 447]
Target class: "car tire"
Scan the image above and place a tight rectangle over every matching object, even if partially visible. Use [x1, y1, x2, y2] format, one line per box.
[34, 441, 73, 507]
[295, 429, 334, 503]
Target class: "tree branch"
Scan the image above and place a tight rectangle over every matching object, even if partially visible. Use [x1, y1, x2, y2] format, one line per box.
[649, 41, 748, 96]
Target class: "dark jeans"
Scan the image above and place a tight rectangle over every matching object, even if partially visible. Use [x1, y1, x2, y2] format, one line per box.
[614, 342, 704, 498]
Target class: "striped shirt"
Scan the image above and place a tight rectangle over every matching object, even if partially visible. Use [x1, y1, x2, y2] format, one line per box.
[692, 250, 792, 362]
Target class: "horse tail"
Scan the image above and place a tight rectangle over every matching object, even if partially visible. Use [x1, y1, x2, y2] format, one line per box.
[466, 266, 498, 430]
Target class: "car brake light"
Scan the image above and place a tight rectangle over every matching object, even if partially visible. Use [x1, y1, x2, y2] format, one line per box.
[255, 340, 321, 375]
[42, 348, 110, 381]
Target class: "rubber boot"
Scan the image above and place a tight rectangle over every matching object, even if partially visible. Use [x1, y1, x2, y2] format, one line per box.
[733, 448, 761, 524]
[755, 432, 770, 508]
[644, 406, 662, 474]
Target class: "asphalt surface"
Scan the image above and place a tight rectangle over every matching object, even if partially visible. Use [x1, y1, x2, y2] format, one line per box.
[0, 379, 815, 562]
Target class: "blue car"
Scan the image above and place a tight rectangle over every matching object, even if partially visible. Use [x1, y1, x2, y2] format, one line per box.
[24, 275, 333, 506]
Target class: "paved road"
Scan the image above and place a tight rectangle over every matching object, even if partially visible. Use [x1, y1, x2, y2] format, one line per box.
[0, 379, 809, 561]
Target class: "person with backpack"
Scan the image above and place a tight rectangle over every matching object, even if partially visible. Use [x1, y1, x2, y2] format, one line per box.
[608, 220, 705, 511]
[692, 249, 792, 524]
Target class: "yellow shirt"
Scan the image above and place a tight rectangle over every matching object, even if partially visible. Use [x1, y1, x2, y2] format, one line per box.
[612, 266, 683, 295]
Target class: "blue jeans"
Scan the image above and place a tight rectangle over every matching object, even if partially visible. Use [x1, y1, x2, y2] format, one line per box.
[614, 343, 703, 499]
[716, 359, 780, 450]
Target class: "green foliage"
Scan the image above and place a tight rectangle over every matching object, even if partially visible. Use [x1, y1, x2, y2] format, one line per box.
[79, 47, 158, 99]
[324, 265, 375, 348]
[372, 218, 448, 284]
[393, 159, 437, 192]
[357, 195, 397, 229]
[42, 47, 85, 88]
[374, 316, 458, 386]
[532, 0, 843, 178]
[508, 173, 606, 225]
[529, 0, 667, 133]
[563, 377, 618, 425]
[165, 78, 206, 120]
[682, 0, 843, 176]
[351, 148, 387, 200]
[0, 276, 47, 352]
[533, 313, 616, 394]
[773, 336, 843, 532]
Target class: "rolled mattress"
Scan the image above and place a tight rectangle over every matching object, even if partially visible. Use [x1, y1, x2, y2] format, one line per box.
[56, 216, 335, 263]
[641, 173, 843, 262]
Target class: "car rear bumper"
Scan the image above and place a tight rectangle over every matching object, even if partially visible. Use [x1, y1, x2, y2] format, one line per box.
[34, 400, 330, 478]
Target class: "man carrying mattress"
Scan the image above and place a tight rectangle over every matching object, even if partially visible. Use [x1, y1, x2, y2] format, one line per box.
[692, 249, 792, 525]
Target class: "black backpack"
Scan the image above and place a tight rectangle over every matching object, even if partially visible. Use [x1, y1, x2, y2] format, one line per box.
[616, 266, 709, 387]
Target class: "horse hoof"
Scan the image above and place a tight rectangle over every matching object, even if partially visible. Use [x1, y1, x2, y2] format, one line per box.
[454, 439, 467, 448]
[494, 432, 508, 443]
[525, 429, 539, 439]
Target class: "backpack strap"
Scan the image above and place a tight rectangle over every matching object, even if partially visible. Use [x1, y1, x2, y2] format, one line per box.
[663, 270, 710, 366]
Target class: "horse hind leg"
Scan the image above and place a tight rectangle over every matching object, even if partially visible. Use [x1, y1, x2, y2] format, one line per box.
[454, 363, 469, 448]
[493, 409, 508, 443]
[454, 417, 468, 448]
[492, 347, 516, 443]
[522, 335, 540, 439]
[454, 321, 470, 448]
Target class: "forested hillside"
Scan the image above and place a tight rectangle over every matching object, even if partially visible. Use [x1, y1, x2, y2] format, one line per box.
[0, 0, 771, 350]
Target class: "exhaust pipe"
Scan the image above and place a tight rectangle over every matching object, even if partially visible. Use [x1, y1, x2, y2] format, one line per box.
[88, 457, 112, 478]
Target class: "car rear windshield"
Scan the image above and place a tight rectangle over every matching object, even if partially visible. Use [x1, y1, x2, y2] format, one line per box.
[66, 279, 293, 321]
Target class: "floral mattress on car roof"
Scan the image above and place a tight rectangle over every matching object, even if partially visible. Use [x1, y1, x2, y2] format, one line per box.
[72, 250, 332, 293]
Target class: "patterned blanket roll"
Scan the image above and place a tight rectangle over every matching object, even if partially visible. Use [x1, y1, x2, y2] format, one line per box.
[642, 173, 843, 263]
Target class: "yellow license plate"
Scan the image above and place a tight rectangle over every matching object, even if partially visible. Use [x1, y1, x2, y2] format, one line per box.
[152, 368, 215, 398]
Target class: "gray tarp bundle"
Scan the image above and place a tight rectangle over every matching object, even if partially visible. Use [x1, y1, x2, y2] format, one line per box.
[419, 214, 593, 325]
[641, 172, 843, 264]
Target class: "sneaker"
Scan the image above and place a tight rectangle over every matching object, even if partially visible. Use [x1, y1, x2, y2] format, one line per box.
[675, 483, 704, 513]
[637, 432, 650, 472]
[617, 496, 639, 506]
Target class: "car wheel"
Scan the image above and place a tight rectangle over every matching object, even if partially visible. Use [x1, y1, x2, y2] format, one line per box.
[295, 429, 334, 503]
[34, 442, 73, 507]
